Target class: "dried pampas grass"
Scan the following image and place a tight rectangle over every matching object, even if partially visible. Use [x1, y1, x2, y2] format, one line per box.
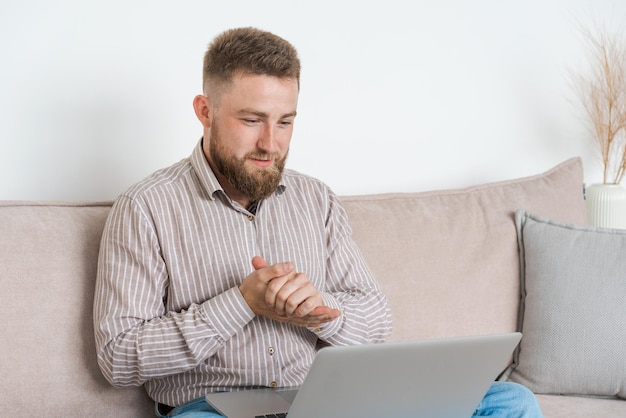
[571, 21, 626, 184]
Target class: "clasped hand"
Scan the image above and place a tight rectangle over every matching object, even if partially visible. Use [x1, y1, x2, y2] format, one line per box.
[239, 256, 341, 328]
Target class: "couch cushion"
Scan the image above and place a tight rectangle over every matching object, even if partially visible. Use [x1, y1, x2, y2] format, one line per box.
[506, 211, 626, 399]
[341, 158, 587, 342]
[537, 394, 626, 417]
[0, 201, 153, 417]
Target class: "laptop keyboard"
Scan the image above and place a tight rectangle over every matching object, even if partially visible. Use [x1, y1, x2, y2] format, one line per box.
[255, 414, 287, 418]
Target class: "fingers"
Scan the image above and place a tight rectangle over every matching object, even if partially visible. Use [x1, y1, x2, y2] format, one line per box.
[246, 256, 342, 327]
[267, 272, 312, 316]
[283, 306, 342, 328]
[239, 257, 294, 316]
[251, 256, 294, 283]
[251, 255, 269, 270]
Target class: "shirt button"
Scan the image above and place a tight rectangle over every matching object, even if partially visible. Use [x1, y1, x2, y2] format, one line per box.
[270, 381, 278, 388]
[314, 327, 322, 333]
[268, 347, 275, 355]
[247, 215, 254, 221]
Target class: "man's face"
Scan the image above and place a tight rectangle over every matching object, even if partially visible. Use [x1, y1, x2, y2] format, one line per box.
[204, 73, 298, 204]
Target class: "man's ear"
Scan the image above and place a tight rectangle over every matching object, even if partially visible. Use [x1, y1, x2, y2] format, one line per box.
[193, 95, 212, 128]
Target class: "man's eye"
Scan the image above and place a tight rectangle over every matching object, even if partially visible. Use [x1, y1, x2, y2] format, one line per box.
[243, 119, 260, 124]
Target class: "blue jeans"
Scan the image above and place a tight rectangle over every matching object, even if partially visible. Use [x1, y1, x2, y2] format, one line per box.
[156, 381, 543, 417]
[155, 397, 222, 418]
[473, 382, 543, 417]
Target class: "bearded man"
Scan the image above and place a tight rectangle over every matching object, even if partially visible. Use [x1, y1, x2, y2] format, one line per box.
[94, 27, 392, 417]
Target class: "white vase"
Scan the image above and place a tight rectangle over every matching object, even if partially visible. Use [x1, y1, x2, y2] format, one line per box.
[585, 183, 626, 229]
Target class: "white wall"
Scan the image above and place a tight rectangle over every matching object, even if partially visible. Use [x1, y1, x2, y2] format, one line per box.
[1, 0, 623, 201]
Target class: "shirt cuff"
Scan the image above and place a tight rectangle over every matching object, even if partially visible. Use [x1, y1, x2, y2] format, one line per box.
[308, 292, 343, 340]
[200, 287, 255, 341]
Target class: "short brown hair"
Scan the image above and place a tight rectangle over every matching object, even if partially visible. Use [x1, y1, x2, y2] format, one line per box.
[203, 27, 300, 94]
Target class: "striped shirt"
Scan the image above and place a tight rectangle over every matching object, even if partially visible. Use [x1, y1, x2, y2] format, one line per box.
[93, 140, 393, 407]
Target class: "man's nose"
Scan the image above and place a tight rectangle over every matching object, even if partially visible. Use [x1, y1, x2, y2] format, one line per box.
[257, 124, 277, 153]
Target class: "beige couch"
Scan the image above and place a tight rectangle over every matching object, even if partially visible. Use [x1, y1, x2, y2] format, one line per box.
[2, 157, 625, 417]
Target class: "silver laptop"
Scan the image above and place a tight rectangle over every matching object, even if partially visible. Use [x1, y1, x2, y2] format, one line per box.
[205, 332, 522, 418]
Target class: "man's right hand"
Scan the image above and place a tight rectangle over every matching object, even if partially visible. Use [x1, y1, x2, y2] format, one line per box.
[238, 256, 341, 328]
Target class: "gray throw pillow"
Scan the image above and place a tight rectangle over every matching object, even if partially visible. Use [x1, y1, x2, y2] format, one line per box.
[505, 211, 626, 398]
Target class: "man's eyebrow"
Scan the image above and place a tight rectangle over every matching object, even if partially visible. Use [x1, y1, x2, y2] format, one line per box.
[237, 108, 297, 119]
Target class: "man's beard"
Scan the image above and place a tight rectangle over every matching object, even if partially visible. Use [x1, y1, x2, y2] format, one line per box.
[209, 127, 288, 202]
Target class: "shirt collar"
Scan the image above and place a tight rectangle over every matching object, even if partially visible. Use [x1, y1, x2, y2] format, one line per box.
[190, 139, 223, 200]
